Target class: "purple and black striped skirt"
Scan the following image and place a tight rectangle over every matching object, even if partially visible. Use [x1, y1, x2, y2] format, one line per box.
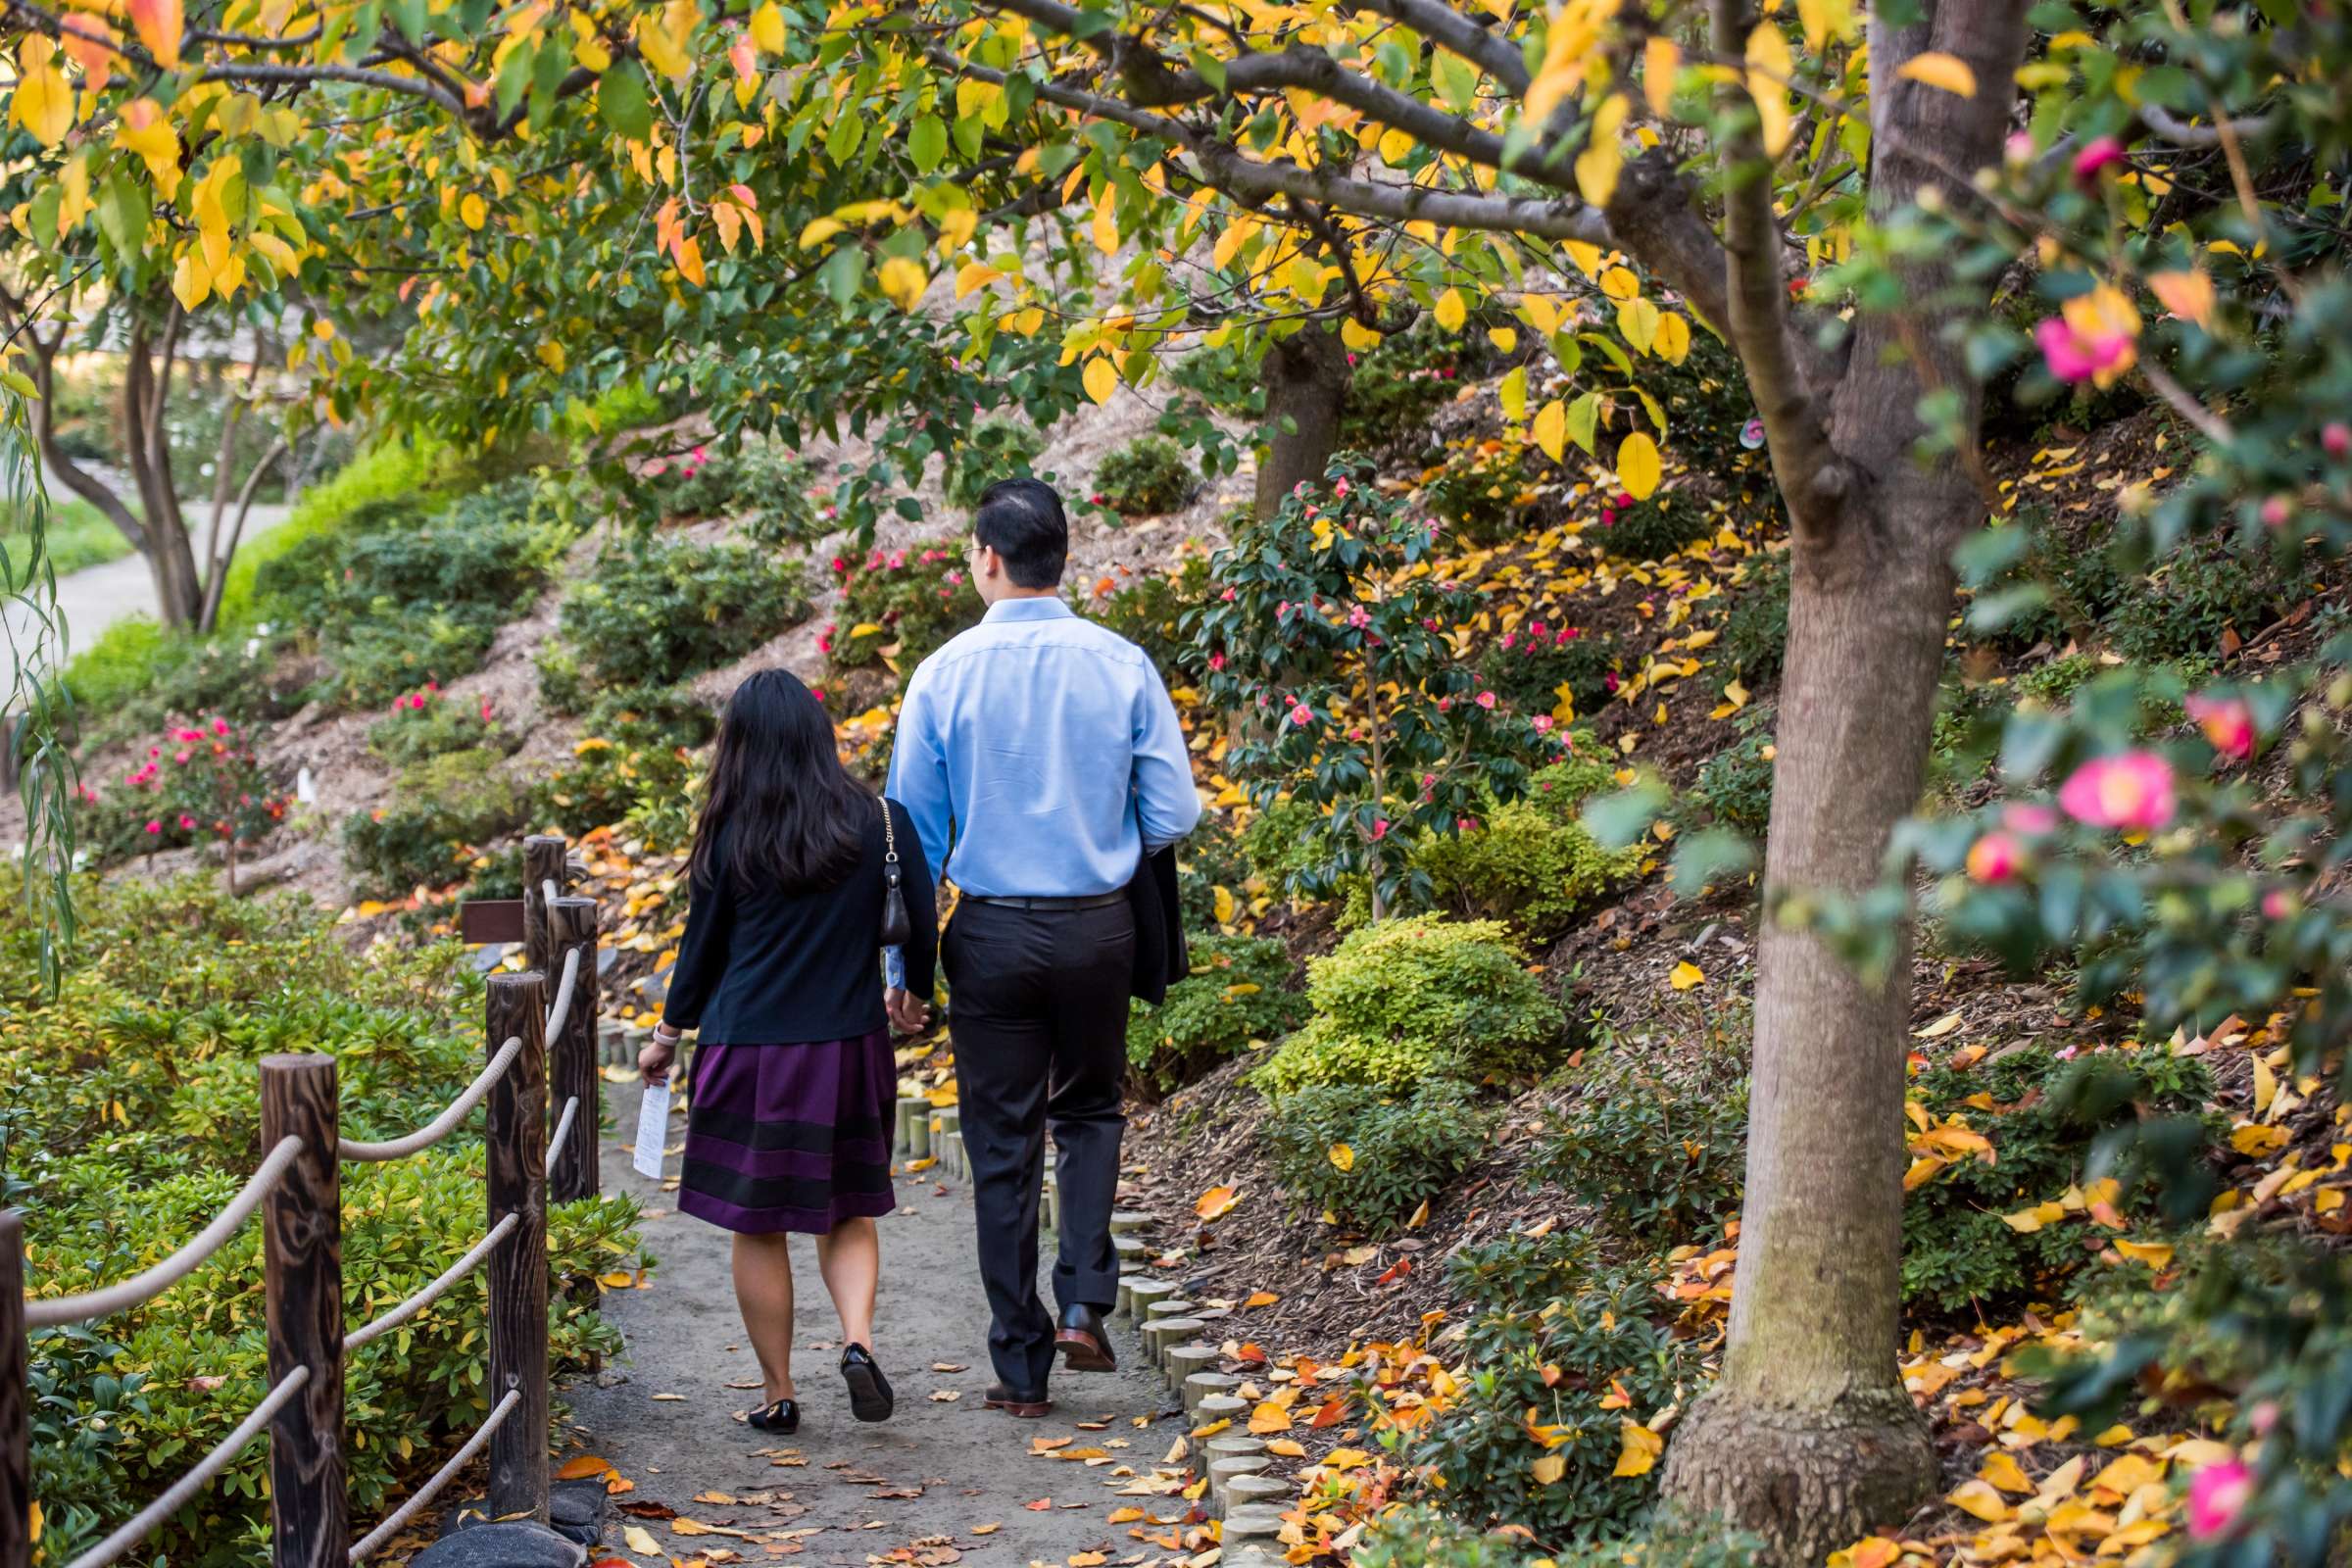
[678, 1031, 899, 1235]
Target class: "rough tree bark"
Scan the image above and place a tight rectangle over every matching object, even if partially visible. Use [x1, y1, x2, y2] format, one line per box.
[1252, 323, 1351, 518]
[1655, 0, 2031, 1560]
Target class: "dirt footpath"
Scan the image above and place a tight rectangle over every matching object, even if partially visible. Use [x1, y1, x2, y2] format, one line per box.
[563, 1078, 1199, 1568]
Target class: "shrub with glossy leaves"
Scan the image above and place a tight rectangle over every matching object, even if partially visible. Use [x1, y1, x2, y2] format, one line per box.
[1478, 621, 1619, 721]
[1264, 1080, 1489, 1235]
[1250, 916, 1561, 1097]
[1411, 757, 1642, 941]
[341, 748, 534, 896]
[1590, 490, 1709, 564]
[1406, 1232, 1704, 1545]
[561, 534, 812, 691]
[1125, 933, 1305, 1093]
[822, 539, 982, 687]
[1190, 454, 1560, 917]
[1541, 1045, 1749, 1246]
[1093, 435, 1198, 516]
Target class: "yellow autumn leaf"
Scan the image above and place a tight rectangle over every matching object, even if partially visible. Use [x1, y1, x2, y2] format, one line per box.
[1612, 1422, 1662, 1478]
[1896, 51, 1979, 97]
[749, 0, 785, 50]
[1532, 1451, 1567, 1485]
[1327, 1143, 1355, 1172]
[1654, 312, 1690, 365]
[1642, 36, 1680, 118]
[1795, 0, 1854, 46]
[1265, 1439, 1307, 1458]
[1980, 1450, 2033, 1494]
[460, 192, 488, 230]
[10, 41, 73, 148]
[2231, 1123, 2287, 1156]
[2113, 1238, 2175, 1269]
[1617, 432, 1663, 500]
[1668, 960, 1703, 992]
[2149, 269, 2215, 328]
[1248, 1400, 1294, 1434]
[125, 0, 181, 67]
[621, 1523, 663, 1557]
[1341, 318, 1382, 351]
[1744, 24, 1795, 158]
[799, 217, 846, 249]
[878, 255, 928, 311]
[1082, 356, 1118, 407]
[1196, 1184, 1242, 1220]
[1434, 288, 1468, 331]
[1574, 93, 1630, 206]
[1947, 1479, 2011, 1522]
[1532, 400, 1568, 463]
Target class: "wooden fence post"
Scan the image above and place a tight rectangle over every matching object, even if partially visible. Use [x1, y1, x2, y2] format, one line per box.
[548, 896, 602, 1205]
[2, 1210, 29, 1568]
[260, 1054, 345, 1568]
[484, 973, 550, 1523]
[522, 835, 568, 979]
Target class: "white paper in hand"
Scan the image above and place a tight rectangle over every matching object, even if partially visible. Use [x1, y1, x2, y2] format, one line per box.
[633, 1074, 672, 1181]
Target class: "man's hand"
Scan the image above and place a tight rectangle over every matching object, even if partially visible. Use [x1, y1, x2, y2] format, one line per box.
[886, 987, 932, 1035]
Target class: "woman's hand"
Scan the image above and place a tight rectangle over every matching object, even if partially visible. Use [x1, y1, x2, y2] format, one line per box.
[886, 987, 931, 1035]
[640, 1027, 679, 1087]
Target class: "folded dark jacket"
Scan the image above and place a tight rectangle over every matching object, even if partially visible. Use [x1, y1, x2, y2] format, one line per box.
[1125, 846, 1187, 1006]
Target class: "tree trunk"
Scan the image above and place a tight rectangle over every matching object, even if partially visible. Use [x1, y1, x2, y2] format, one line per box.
[1659, 4, 2029, 1558]
[1656, 469, 1964, 1561]
[120, 313, 204, 628]
[1252, 323, 1350, 518]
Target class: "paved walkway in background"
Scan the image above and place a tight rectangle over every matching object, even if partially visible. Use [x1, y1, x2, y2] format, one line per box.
[3, 496, 291, 655]
[564, 1076, 1182, 1568]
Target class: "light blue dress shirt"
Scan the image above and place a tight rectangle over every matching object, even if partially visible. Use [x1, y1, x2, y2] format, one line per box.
[880, 597, 1200, 987]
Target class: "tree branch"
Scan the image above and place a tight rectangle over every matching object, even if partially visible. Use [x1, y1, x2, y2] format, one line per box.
[1351, 0, 1529, 95]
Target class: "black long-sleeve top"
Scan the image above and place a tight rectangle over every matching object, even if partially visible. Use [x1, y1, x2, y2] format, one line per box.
[659, 797, 936, 1043]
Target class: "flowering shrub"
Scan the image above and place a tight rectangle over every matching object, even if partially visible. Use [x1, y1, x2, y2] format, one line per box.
[1589, 489, 1708, 564]
[632, 440, 822, 543]
[340, 748, 533, 896]
[1338, 318, 1476, 456]
[1422, 439, 1543, 548]
[1189, 454, 1559, 917]
[1477, 619, 1619, 721]
[366, 685, 514, 765]
[822, 539, 984, 688]
[85, 716, 288, 877]
[1092, 435, 1198, 517]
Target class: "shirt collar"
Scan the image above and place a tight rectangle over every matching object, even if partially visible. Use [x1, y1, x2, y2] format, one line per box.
[982, 596, 1074, 623]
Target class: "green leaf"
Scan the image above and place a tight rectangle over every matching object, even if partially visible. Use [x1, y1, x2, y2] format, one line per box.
[909, 113, 948, 172]
[1565, 391, 1599, 454]
[1188, 46, 1228, 92]
[600, 60, 654, 141]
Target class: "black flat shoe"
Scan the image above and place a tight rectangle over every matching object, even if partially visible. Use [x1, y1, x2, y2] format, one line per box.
[983, 1382, 1052, 1418]
[1054, 1304, 1115, 1373]
[841, 1344, 895, 1423]
[747, 1396, 801, 1433]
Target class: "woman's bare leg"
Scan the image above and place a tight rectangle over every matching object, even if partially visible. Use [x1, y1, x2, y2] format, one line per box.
[814, 1215, 880, 1350]
[732, 1232, 798, 1401]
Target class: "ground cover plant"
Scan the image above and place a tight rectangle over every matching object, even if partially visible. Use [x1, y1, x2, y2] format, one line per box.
[0, 876, 637, 1567]
[558, 532, 811, 691]
[1126, 932, 1305, 1094]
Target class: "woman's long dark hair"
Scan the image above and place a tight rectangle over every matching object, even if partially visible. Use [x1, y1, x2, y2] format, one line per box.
[690, 669, 870, 894]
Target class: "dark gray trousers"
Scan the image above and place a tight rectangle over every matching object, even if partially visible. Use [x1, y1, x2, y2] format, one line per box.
[943, 898, 1136, 1394]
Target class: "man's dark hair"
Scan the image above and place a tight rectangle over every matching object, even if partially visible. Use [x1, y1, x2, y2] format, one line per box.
[973, 476, 1068, 588]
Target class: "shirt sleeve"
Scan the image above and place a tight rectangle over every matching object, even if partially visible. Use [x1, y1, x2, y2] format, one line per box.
[660, 851, 731, 1033]
[1130, 659, 1202, 852]
[885, 668, 955, 885]
[888, 798, 939, 998]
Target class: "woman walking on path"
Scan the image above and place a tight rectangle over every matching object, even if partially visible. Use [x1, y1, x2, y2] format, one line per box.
[638, 668, 936, 1435]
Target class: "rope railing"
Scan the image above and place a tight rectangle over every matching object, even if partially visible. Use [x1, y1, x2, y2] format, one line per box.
[544, 945, 581, 1039]
[23, 1137, 303, 1330]
[337, 1038, 521, 1163]
[60, 1367, 312, 1568]
[346, 1389, 522, 1564]
[5, 831, 601, 1568]
[345, 1214, 521, 1353]
[545, 1096, 581, 1179]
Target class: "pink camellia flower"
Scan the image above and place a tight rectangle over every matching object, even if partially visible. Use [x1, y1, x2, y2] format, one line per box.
[1220, 586, 1237, 602]
[1532, 714, 1554, 733]
[1603, 672, 1621, 693]
[212, 716, 229, 736]
[2185, 693, 2256, 761]
[174, 749, 192, 764]
[1475, 691, 1497, 710]
[2036, 285, 2141, 387]
[644, 460, 668, 477]
[175, 727, 203, 744]
[946, 569, 964, 585]
[1287, 703, 1314, 728]
[2058, 750, 2177, 831]
[1208, 652, 1226, 672]
[1966, 830, 2025, 883]
[2185, 1459, 2255, 1540]
[2263, 888, 2298, 921]
[177, 813, 197, 831]
[887, 550, 907, 570]
[1334, 476, 1351, 497]
[1347, 604, 1372, 629]
[1370, 818, 1389, 840]
[831, 556, 849, 574]
[145, 819, 163, 835]
[1500, 631, 1518, 651]
[2261, 495, 2293, 529]
[2325, 422, 2352, 460]
[2072, 135, 2127, 185]
[2003, 802, 2060, 836]
[2005, 130, 2035, 164]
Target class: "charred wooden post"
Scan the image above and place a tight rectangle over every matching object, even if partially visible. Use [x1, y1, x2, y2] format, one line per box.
[485, 972, 550, 1524]
[547, 896, 602, 1205]
[1, 1210, 29, 1568]
[522, 835, 568, 977]
[260, 1054, 345, 1568]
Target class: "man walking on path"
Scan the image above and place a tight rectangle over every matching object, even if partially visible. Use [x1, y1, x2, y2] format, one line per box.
[884, 477, 1201, 1416]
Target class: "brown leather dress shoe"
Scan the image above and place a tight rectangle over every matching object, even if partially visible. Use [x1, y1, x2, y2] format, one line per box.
[983, 1382, 1053, 1418]
[1054, 1304, 1116, 1373]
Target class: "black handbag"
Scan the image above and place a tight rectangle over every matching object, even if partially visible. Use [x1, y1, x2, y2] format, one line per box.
[878, 798, 913, 947]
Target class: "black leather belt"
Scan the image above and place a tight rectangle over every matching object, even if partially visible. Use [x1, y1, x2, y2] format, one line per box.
[962, 891, 1129, 911]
